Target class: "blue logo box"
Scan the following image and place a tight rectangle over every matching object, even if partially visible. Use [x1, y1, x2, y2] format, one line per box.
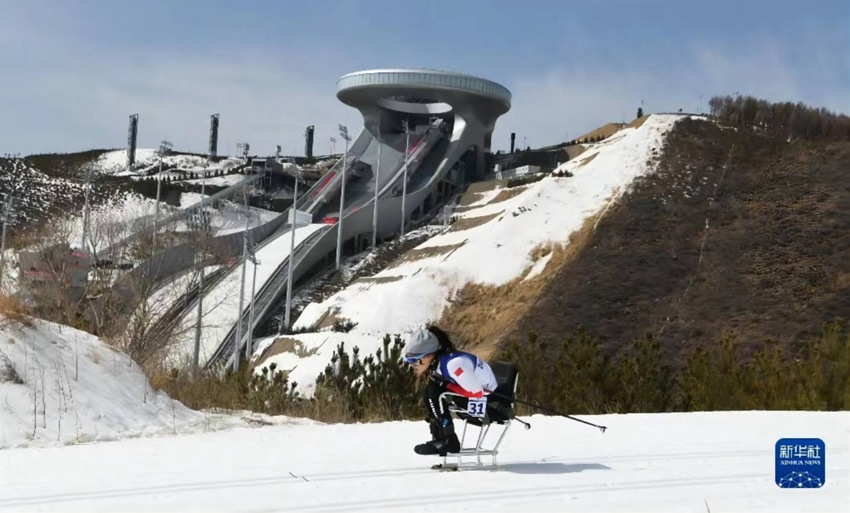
[775, 438, 825, 488]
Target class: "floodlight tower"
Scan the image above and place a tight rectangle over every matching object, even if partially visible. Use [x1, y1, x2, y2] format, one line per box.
[127, 114, 139, 173]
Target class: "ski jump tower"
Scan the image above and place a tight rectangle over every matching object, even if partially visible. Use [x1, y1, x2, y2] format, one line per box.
[336, 68, 511, 180]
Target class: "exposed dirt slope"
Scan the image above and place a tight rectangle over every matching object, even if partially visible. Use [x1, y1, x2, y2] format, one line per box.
[506, 118, 850, 358]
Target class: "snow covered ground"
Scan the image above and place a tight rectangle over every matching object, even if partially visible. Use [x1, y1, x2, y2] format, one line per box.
[259, 115, 680, 393]
[1, 313, 847, 512]
[96, 149, 243, 177]
[0, 318, 248, 449]
[182, 174, 250, 188]
[32, 191, 276, 256]
[0, 410, 846, 512]
[176, 193, 278, 236]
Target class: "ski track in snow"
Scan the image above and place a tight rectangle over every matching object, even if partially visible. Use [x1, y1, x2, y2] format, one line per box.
[0, 412, 847, 512]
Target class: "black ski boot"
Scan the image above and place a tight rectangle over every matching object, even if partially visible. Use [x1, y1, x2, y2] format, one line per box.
[414, 421, 460, 456]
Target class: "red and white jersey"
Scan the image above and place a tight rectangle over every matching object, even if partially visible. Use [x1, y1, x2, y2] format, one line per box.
[435, 352, 498, 398]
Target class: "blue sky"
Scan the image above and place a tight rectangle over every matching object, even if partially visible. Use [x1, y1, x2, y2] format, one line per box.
[0, 0, 847, 156]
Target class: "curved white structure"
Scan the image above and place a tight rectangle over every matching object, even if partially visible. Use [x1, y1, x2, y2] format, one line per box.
[205, 69, 512, 370]
[336, 68, 511, 178]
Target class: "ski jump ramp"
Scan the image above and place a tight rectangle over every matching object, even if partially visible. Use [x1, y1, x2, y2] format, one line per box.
[205, 69, 511, 369]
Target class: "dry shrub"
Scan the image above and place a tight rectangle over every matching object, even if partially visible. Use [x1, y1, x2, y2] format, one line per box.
[0, 294, 33, 327]
[302, 383, 356, 423]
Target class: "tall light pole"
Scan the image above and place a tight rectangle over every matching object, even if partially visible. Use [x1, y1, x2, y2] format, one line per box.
[80, 164, 95, 253]
[0, 194, 15, 292]
[335, 124, 351, 269]
[284, 167, 299, 329]
[371, 122, 381, 248]
[233, 188, 251, 373]
[153, 140, 172, 250]
[191, 206, 207, 379]
[400, 118, 411, 237]
[330, 137, 336, 155]
[246, 231, 258, 360]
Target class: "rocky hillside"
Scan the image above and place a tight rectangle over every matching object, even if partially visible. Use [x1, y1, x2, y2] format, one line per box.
[508, 117, 850, 358]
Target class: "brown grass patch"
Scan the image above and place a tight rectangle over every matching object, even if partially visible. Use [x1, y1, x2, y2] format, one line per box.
[388, 242, 467, 268]
[452, 205, 478, 214]
[310, 308, 342, 331]
[457, 180, 509, 207]
[836, 272, 850, 289]
[354, 275, 403, 284]
[437, 216, 598, 360]
[566, 146, 587, 160]
[627, 115, 651, 129]
[575, 122, 626, 143]
[256, 336, 319, 364]
[448, 212, 502, 233]
[486, 187, 528, 205]
[577, 153, 599, 167]
[0, 295, 33, 328]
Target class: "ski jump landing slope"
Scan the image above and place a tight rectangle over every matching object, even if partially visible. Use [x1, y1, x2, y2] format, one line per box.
[0, 411, 846, 512]
[203, 121, 451, 369]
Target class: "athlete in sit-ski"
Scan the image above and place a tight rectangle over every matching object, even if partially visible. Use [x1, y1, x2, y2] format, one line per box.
[404, 326, 497, 456]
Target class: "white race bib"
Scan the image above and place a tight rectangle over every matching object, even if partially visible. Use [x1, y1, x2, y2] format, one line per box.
[467, 397, 487, 418]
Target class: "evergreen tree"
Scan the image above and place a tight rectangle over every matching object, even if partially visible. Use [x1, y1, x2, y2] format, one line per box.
[637, 107, 644, 118]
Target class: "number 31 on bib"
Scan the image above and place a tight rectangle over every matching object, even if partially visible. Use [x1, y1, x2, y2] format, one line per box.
[467, 397, 487, 418]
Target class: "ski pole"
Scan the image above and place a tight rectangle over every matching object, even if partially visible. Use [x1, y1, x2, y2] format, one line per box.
[429, 373, 607, 432]
[489, 391, 607, 433]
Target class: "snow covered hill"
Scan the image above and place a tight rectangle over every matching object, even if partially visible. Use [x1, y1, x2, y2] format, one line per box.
[0, 318, 249, 449]
[96, 149, 243, 177]
[0, 157, 95, 229]
[253, 114, 684, 394]
[0, 410, 846, 512]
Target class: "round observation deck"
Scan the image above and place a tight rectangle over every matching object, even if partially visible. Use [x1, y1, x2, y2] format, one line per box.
[336, 68, 511, 117]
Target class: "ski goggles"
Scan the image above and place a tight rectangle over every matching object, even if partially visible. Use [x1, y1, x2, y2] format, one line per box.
[404, 353, 428, 364]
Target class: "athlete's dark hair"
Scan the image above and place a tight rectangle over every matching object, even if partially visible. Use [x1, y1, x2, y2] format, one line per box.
[426, 325, 457, 355]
